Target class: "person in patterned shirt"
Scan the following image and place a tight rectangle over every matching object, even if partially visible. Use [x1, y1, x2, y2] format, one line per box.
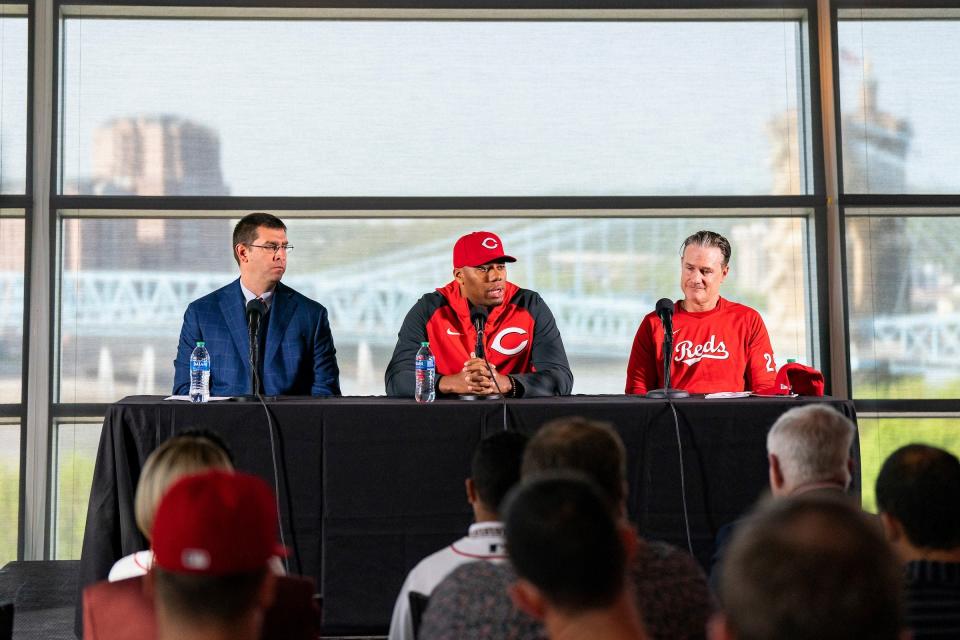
[876, 444, 960, 640]
[626, 230, 777, 395]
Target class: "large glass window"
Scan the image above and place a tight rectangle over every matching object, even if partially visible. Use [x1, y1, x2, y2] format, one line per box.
[48, 4, 826, 565]
[838, 13, 960, 194]
[845, 210, 960, 400]
[0, 210, 24, 565]
[57, 212, 816, 399]
[1, 2, 27, 566]
[0, 7, 28, 195]
[60, 12, 812, 197]
[0, 211, 23, 403]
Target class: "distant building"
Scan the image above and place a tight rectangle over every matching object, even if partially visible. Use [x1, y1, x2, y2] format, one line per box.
[64, 115, 232, 271]
[91, 115, 228, 196]
[840, 62, 912, 317]
[760, 60, 912, 362]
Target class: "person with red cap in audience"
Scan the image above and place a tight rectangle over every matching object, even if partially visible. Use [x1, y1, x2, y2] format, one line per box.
[145, 470, 288, 640]
[83, 469, 319, 640]
[385, 231, 573, 398]
[626, 230, 778, 395]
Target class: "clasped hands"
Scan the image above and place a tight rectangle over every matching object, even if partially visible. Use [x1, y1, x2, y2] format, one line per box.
[438, 353, 513, 396]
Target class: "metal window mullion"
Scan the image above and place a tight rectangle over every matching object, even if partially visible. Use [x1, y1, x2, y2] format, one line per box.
[817, 0, 848, 399]
[23, 0, 54, 561]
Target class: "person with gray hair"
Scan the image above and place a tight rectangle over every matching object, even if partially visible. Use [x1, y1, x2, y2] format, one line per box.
[765, 403, 855, 497]
[626, 230, 778, 395]
[711, 404, 856, 589]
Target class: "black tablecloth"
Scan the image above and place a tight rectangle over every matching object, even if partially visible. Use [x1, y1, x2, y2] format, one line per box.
[76, 395, 857, 635]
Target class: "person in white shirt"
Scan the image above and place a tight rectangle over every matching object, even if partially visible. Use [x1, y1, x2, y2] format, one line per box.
[388, 431, 528, 640]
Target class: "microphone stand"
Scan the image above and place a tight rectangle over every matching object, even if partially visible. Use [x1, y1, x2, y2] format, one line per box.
[646, 302, 689, 399]
[459, 308, 503, 401]
[235, 299, 266, 402]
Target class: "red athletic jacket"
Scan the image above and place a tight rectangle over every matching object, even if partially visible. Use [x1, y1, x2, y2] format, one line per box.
[385, 280, 573, 397]
[625, 297, 777, 395]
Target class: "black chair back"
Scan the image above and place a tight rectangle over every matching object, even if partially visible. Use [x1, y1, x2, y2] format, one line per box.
[0, 601, 12, 640]
[409, 591, 430, 640]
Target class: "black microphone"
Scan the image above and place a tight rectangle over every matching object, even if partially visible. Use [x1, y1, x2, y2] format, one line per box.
[246, 298, 268, 396]
[655, 297, 674, 326]
[471, 306, 489, 360]
[646, 298, 689, 399]
[246, 298, 267, 339]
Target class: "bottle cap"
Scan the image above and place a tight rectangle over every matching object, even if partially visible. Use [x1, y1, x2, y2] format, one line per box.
[197, 341, 205, 347]
[420, 341, 429, 347]
[787, 358, 796, 364]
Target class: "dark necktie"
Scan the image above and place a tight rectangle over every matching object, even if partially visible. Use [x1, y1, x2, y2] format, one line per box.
[257, 298, 270, 393]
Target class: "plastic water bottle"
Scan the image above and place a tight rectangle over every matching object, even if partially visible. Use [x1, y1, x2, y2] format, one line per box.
[414, 341, 436, 403]
[189, 341, 211, 403]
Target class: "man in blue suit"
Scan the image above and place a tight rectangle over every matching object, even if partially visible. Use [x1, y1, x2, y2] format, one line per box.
[173, 212, 340, 397]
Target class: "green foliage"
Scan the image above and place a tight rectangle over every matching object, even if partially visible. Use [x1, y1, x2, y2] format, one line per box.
[55, 453, 97, 560]
[0, 462, 18, 565]
[859, 417, 960, 513]
[853, 373, 960, 401]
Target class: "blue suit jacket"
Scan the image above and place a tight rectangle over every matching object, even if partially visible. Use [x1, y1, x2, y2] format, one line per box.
[173, 279, 341, 397]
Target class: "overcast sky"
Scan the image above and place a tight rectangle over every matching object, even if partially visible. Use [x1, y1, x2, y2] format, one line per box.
[1, 16, 959, 195]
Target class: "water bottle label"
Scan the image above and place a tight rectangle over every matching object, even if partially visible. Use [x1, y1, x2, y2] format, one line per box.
[415, 357, 435, 370]
[191, 360, 210, 372]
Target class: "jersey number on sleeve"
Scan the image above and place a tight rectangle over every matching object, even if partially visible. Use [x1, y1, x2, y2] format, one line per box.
[764, 353, 776, 372]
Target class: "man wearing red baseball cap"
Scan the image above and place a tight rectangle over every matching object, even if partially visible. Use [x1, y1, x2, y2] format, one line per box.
[145, 470, 285, 640]
[385, 231, 573, 397]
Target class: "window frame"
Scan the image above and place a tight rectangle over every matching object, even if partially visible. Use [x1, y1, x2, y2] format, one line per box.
[25, 0, 848, 560]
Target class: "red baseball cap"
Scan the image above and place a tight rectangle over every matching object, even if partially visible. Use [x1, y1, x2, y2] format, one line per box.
[774, 362, 825, 396]
[151, 469, 285, 575]
[453, 231, 517, 269]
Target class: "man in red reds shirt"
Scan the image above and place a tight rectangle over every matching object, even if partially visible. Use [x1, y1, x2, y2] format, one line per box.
[625, 230, 777, 395]
[385, 231, 573, 398]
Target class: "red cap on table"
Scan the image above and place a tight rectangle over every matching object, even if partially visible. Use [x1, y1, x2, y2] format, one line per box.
[774, 362, 825, 396]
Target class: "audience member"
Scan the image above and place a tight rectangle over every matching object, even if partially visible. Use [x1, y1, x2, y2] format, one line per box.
[504, 472, 646, 640]
[523, 417, 713, 639]
[83, 470, 319, 640]
[876, 444, 960, 639]
[630, 540, 714, 639]
[425, 417, 713, 640]
[145, 470, 281, 640]
[418, 562, 545, 640]
[765, 404, 855, 498]
[388, 431, 528, 640]
[109, 433, 234, 581]
[711, 404, 855, 587]
[711, 494, 905, 640]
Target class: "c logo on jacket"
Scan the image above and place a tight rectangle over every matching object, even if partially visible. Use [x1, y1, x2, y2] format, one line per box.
[491, 327, 529, 356]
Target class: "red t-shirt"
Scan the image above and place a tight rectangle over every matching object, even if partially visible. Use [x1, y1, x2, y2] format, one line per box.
[625, 297, 777, 395]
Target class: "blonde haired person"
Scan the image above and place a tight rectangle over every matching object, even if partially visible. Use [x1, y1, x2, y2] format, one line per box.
[108, 432, 233, 582]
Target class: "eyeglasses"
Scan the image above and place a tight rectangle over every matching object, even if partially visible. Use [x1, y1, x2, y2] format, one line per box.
[247, 243, 294, 255]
